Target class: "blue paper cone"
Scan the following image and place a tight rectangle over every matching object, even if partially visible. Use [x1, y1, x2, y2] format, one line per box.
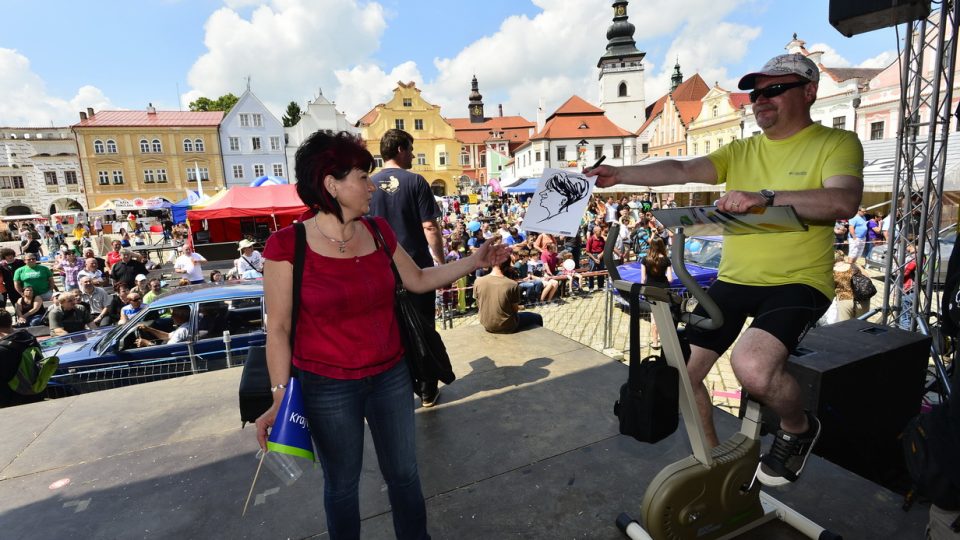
[266, 377, 315, 461]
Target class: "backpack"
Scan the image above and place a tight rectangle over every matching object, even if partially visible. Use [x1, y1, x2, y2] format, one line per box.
[851, 271, 877, 302]
[901, 403, 960, 511]
[0, 331, 60, 396]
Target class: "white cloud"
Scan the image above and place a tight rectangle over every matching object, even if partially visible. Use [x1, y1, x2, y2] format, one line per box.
[0, 48, 113, 126]
[858, 50, 897, 69]
[184, 0, 387, 119]
[333, 61, 423, 120]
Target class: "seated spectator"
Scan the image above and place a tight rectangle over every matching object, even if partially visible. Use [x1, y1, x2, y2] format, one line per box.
[235, 239, 264, 278]
[106, 283, 131, 326]
[134, 274, 151, 297]
[209, 270, 225, 284]
[512, 249, 544, 304]
[109, 249, 148, 288]
[78, 277, 111, 327]
[558, 253, 584, 294]
[76, 257, 105, 287]
[14, 253, 58, 301]
[142, 278, 165, 304]
[135, 306, 191, 347]
[13, 286, 46, 328]
[474, 260, 543, 334]
[48, 292, 94, 336]
[118, 292, 146, 325]
[526, 250, 559, 302]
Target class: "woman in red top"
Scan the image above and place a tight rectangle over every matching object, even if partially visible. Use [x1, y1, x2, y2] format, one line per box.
[585, 224, 607, 290]
[255, 131, 509, 540]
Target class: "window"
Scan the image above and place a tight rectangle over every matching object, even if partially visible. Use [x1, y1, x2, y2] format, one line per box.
[112, 170, 124, 185]
[460, 153, 470, 166]
[402, 98, 412, 107]
[140, 139, 150, 153]
[557, 146, 566, 161]
[157, 169, 168, 183]
[94, 140, 104, 154]
[98, 171, 109, 185]
[704, 141, 711, 153]
[253, 164, 265, 177]
[535, 151, 542, 162]
[183, 139, 194, 152]
[252, 114, 263, 127]
[106, 140, 117, 153]
[752, 130, 761, 136]
[197, 298, 263, 342]
[613, 144, 622, 159]
[712, 105, 718, 118]
[678, 148, 683, 156]
[252, 137, 261, 151]
[194, 138, 205, 152]
[144, 169, 155, 184]
[641, 143, 649, 153]
[395, 119, 405, 131]
[414, 119, 424, 130]
[64, 170, 78, 185]
[618, 82, 627, 97]
[229, 137, 240, 151]
[833, 116, 846, 130]
[594, 145, 603, 159]
[438, 152, 447, 166]
[718, 138, 724, 147]
[187, 167, 210, 181]
[239, 114, 250, 127]
[44, 171, 58, 185]
[233, 165, 244, 179]
[152, 139, 162, 152]
[479, 153, 486, 168]
[12, 176, 24, 189]
[416, 153, 426, 166]
[374, 155, 384, 168]
[870, 121, 884, 140]
[693, 143, 698, 155]
[273, 163, 284, 177]
[666, 151, 670, 156]
[270, 136, 281, 151]
[121, 305, 193, 350]
[0, 177, 9, 189]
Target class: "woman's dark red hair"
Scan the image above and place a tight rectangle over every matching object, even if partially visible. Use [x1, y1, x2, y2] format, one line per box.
[295, 131, 375, 223]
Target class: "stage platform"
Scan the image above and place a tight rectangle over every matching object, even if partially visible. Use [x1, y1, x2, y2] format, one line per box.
[0, 326, 930, 539]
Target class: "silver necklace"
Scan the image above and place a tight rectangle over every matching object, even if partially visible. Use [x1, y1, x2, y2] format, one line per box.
[314, 216, 356, 254]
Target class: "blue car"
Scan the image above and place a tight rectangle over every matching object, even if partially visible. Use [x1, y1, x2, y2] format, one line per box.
[616, 235, 723, 293]
[42, 281, 266, 397]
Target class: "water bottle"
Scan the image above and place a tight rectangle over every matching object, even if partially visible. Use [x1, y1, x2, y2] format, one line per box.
[256, 448, 302, 486]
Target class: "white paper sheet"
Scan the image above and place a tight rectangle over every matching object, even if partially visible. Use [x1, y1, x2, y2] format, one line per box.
[521, 168, 596, 237]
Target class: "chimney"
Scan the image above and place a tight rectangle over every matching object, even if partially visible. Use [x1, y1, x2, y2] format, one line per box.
[147, 103, 156, 114]
[87, 107, 94, 117]
[498, 104, 503, 117]
[79, 111, 88, 121]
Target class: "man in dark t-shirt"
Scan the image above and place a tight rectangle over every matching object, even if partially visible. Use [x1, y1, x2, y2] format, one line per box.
[368, 129, 445, 406]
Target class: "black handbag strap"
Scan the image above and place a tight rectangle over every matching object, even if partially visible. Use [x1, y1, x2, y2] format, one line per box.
[364, 217, 403, 293]
[291, 222, 307, 351]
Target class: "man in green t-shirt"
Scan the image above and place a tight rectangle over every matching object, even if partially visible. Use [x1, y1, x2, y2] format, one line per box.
[587, 53, 864, 487]
[13, 253, 58, 301]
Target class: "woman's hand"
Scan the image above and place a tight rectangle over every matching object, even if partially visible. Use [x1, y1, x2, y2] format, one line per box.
[471, 238, 512, 269]
[255, 401, 282, 452]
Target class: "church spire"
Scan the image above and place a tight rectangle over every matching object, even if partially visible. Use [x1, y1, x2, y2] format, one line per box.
[468, 75, 485, 123]
[600, 1, 640, 61]
[670, 58, 683, 92]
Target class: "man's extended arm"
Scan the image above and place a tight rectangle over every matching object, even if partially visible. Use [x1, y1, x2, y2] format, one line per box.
[422, 219, 444, 265]
[586, 157, 719, 188]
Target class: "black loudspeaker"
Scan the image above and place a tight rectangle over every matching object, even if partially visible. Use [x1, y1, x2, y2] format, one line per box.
[759, 319, 930, 492]
[829, 0, 931, 37]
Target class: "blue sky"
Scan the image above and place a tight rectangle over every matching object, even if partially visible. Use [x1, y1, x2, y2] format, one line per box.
[1, 0, 899, 127]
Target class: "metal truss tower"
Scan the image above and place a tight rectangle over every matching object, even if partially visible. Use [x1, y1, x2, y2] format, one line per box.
[880, 3, 960, 332]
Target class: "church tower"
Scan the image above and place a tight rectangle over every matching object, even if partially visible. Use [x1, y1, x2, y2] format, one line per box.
[598, 1, 646, 132]
[468, 75, 485, 123]
[670, 59, 683, 92]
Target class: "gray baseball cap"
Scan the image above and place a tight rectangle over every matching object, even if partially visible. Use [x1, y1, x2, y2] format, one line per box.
[738, 53, 820, 90]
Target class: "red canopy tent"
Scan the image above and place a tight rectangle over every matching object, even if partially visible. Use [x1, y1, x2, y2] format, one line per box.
[186, 184, 308, 243]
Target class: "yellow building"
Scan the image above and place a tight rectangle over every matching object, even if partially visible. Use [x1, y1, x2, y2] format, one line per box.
[72, 106, 226, 208]
[686, 84, 750, 156]
[357, 82, 463, 195]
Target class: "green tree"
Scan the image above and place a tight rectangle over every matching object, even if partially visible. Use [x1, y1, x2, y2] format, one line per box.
[188, 93, 239, 112]
[282, 101, 303, 127]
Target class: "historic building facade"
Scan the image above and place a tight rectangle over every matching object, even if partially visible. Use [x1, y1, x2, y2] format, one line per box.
[220, 87, 288, 189]
[597, 0, 646, 133]
[0, 127, 85, 216]
[72, 106, 226, 208]
[686, 84, 750, 156]
[356, 81, 462, 195]
[638, 72, 710, 158]
[284, 90, 358, 183]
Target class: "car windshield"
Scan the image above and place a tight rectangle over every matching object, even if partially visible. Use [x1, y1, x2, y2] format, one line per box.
[684, 239, 723, 269]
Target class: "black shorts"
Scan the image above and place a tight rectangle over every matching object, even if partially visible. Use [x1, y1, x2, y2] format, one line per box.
[687, 280, 831, 355]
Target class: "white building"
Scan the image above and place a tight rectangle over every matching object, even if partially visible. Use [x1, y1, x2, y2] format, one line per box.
[0, 127, 85, 216]
[219, 87, 288, 189]
[284, 91, 358, 183]
[597, 0, 646, 133]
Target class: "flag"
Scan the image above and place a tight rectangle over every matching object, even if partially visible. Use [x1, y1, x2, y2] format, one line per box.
[194, 162, 205, 199]
[266, 377, 315, 461]
[184, 189, 200, 205]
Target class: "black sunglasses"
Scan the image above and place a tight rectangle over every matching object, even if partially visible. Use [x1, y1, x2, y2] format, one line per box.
[749, 80, 809, 103]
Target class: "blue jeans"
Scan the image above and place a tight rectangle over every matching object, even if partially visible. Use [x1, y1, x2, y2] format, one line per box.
[900, 289, 916, 330]
[518, 280, 543, 303]
[587, 257, 606, 289]
[516, 311, 543, 330]
[300, 360, 429, 540]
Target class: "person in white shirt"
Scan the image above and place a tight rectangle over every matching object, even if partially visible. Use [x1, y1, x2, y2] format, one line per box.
[234, 239, 264, 279]
[76, 257, 105, 286]
[173, 245, 207, 284]
[136, 306, 191, 347]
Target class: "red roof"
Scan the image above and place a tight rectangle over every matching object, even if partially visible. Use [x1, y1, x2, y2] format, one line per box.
[637, 95, 667, 135]
[636, 75, 710, 133]
[73, 110, 224, 128]
[729, 92, 751, 109]
[448, 115, 535, 144]
[187, 184, 307, 220]
[356, 107, 381, 127]
[532, 95, 632, 140]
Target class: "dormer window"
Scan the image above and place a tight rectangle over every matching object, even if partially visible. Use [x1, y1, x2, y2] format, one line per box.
[578, 122, 589, 129]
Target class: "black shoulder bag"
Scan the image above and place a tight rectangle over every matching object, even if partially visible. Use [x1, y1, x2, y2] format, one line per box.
[238, 223, 306, 426]
[365, 217, 455, 391]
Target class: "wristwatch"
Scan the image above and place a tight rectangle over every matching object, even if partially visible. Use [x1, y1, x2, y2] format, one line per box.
[270, 383, 287, 393]
[759, 189, 776, 207]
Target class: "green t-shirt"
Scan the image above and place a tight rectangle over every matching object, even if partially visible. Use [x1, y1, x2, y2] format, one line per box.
[706, 123, 863, 298]
[13, 264, 54, 296]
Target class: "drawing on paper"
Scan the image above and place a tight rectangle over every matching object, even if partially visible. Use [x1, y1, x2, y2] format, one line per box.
[537, 171, 590, 222]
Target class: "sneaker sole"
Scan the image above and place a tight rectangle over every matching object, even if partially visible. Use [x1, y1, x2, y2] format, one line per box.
[421, 390, 440, 408]
[756, 417, 822, 487]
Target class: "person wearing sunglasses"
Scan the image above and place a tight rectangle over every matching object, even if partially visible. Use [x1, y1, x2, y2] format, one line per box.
[13, 254, 58, 301]
[585, 53, 864, 489]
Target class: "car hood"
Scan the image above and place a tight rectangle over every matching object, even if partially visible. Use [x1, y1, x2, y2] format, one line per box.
[615, 261, 717, 286]
[41, 328, 112, 364]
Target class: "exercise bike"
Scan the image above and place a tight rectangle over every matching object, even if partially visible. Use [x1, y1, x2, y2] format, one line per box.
[604, 222, 840, 540]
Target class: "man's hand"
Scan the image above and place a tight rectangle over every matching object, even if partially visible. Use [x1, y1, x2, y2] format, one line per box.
[583, 164, 619, 188]
[715, 191, 766, 214]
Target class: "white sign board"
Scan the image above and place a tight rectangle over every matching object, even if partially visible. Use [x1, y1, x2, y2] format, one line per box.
[521, 168, 596, 237]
